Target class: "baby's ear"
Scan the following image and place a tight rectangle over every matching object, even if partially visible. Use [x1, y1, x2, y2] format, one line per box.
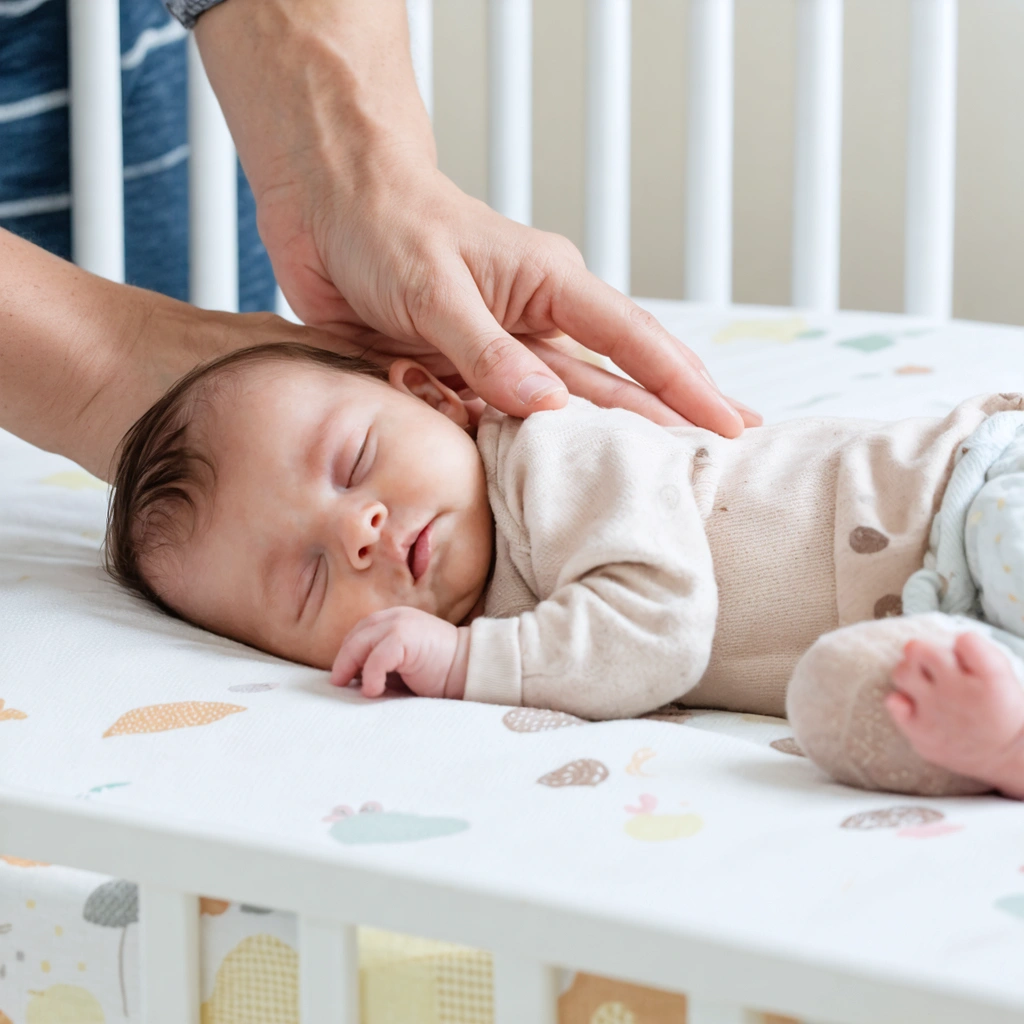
[388, 360, 470, 428]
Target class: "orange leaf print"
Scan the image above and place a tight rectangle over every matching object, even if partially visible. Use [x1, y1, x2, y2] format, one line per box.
[0, 699, 27, 722]
[200, 898, 230, 916]
[103, 701, 246, 737]
[0, 855, 49, 867]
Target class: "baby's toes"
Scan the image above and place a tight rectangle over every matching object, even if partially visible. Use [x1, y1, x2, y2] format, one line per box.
[892, 639, 951, 697]
[884, 689, 916, 729]
[954, 630, 1015, 681]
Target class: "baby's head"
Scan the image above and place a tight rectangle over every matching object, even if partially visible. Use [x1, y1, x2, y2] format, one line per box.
[107, 343, 494, 668]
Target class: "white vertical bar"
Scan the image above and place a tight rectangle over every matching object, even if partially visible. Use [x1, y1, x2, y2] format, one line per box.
[299, 916, 359, 1024]
[188, 35, 238, 313]
[67, 0, 124, 283]
[685, 0, 734, 304]
[275, 286, 301, 323]
[488, 0, 533, 225]
[406, 0, 434, 119]
[791, 0, 843, 311]
[585, 0, 631, 294]
[904, 0, 958, 318]
[139, 886, 200, 1024]
[493, 953, 558, 1024]
[686, 999, 759, 1024]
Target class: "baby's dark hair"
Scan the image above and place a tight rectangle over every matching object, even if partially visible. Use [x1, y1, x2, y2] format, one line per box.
[105, 342, 388, 614]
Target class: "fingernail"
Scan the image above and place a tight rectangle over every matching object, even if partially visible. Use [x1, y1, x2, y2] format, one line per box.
[517, 374, 566, 405]
[718, 393, 742, 418]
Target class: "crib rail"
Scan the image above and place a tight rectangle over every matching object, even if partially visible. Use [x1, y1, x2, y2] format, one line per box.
[4, 785, 1021, 1024]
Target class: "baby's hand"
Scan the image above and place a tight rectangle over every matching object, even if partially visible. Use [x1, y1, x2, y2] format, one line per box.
[330, 607, 470, 701]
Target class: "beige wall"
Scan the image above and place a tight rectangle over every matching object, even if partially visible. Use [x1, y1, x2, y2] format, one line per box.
[432, 0, 1024, 326]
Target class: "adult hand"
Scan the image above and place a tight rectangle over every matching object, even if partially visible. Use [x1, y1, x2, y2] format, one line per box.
[195, 0, 758, 436]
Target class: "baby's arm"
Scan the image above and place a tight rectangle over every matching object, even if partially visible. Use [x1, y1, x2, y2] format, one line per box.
[459, 412, 719, 720]
[331, 607, 470, 700]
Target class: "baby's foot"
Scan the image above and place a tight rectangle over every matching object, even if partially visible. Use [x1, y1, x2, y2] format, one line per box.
[888, 632, 1024, 799]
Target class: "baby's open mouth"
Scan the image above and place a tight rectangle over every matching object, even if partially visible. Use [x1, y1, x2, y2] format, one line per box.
[408, 520, 433, 581]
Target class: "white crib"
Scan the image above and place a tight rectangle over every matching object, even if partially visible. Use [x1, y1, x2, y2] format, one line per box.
[4, 3, 1018, 1024]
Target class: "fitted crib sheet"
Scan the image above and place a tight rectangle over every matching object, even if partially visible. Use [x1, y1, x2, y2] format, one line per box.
[2, 302, 1024, 1024]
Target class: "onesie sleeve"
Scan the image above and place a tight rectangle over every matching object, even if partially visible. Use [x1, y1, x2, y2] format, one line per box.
[465, 405, 718, 720]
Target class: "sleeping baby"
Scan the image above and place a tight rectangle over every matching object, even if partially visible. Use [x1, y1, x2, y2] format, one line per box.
[105, 342, 1024, 800]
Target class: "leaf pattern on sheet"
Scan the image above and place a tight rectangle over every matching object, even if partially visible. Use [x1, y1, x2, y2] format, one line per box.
[623, 795, 704, 842]
[0, 856, 49, 868]
[38, 470, 107, 491]
[325, 804, 470, 844]
[26, 985, 105, 1023]
[103, 701, 246, 737]
[713, 317, 809, 345]
[625, 748, 656, 777]
[838, 334, 895, 353]
[537, 759, 608, 787]
[994, 894, 1024, 921]
[840, 806, 943, 830]
[502, 707, 585, 732]
[0, 699, 27, 722]
[201, 898, 230, 916]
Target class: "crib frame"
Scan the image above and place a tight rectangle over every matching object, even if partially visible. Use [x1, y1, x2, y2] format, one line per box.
[3, 2, 1009, 1023]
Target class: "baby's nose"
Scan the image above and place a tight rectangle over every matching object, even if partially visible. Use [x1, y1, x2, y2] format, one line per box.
[347, 501, 388, 569]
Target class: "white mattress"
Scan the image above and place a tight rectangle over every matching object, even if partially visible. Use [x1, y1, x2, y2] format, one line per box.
[2, 302, 1024, 1023]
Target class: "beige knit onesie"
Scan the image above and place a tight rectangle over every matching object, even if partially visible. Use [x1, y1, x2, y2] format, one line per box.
[463, 393, 1024, 720]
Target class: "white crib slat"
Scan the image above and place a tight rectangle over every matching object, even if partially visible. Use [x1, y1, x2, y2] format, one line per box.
[584, 0, 631, 294]
[685, 0, 734, 305]
[406, 0, 434, 119]
[488, 0, 533, 225]
[904, 0, 958, 318]
[67, 0, 124, 283]
[139, 886, 200, 1024]
[298, 916, 359, 1024]
[275, 286, 301, 323]
[791, 0, 843, 311]
[187, 35, 238, 313]
[686, 998, 759, 1024]
[493, 953, 558, 1024]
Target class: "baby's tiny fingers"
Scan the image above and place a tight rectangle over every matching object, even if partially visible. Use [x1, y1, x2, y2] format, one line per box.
[331, 615, 402, 685]
[331, 628, 382, 686]
[360, 636, 405, 698]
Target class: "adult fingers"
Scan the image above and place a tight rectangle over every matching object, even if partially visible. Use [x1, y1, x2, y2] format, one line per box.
[523, 339, 690, 427]
[414, 268, 569, 417]
[723, 395, 764, 427]
[548, 273, 744, 437]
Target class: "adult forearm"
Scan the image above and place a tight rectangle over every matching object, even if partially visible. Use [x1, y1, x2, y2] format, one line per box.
[0, 229, 287, 480]
[194, 0, 435, 211]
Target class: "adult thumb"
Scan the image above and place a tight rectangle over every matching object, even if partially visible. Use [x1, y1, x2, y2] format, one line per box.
[417, 283, 567, 416]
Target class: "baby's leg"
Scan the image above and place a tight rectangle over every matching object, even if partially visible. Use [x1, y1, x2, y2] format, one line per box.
[787, 613, 1016, 796]
[889, 631, 1024, 799]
